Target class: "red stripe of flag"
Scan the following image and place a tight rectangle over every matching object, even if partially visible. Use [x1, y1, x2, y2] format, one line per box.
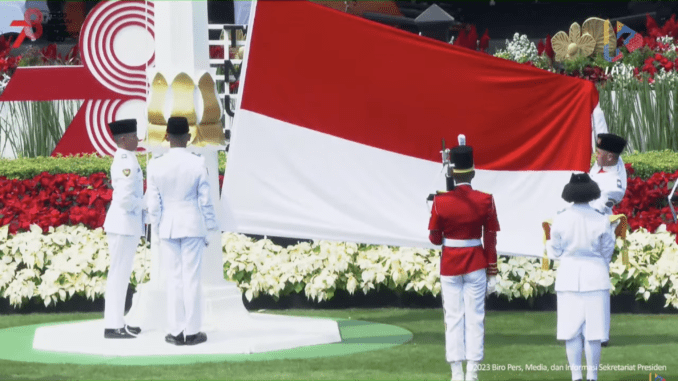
[241, 0, 596, 172]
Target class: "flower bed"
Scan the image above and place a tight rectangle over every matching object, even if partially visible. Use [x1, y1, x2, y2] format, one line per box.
[489, 16, 678, 153]
[0, 172, 111, 234]
[614, 164, 678, 234]
[492, 15, 678, 85]
[1, 224, 677, 310]
[1, 155, 678, 309]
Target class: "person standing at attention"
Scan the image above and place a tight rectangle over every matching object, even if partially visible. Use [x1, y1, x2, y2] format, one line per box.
[548, 173, 615, 381]
[103, 119, 144, 339]
[147, 116, 218, 346]
[428, 137, 500, 381]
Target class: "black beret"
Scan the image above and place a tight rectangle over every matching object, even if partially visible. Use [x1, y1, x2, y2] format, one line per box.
[562, 173, 601, 203]
[108, 119, 137, 136]
[597, 133, 627, 155]
[167, 116, 189, 135]
[451, 145, 474, 173]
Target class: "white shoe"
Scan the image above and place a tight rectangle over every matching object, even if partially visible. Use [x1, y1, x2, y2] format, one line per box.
[451, 362, 464, 381]
[465, 361, 479, 381]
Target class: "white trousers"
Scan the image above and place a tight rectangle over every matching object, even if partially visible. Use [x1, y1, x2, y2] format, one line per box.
[565, 323, 602, 381]
[104, 233, 139, 329]
[441, 268, 487, 362]
[162, 237, 204, 336]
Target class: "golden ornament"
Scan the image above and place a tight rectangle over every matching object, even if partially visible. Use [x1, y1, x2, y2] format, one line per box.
[551, 22, 597, 62]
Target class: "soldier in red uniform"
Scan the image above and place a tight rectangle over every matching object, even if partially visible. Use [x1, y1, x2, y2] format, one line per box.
[428, 143, 500, 381]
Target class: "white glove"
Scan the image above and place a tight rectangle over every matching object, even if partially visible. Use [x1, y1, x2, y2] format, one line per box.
[486, 276, 497, 296]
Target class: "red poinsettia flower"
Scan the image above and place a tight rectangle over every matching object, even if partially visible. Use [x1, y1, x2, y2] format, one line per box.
[64, 44, 80, 65]
[646, 13, 660, 38]
[466, 25, 478, 50]
[0, 172, 115, 234]
[455, 28, 467, 48]
[40, 44, 62, 64]
[229, 80, 240, 94]
[0, 35, 13, 57]
[659, 14, 678, 37]
[544, 34, 555, 61]
[479, 29, 490, 52]
[209, 45, 225, 60]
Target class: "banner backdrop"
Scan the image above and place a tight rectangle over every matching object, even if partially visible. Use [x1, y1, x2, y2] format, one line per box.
[222, 0, 604, 256]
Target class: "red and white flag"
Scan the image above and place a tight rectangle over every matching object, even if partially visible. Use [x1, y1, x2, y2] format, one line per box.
[222, 0, 605, 256]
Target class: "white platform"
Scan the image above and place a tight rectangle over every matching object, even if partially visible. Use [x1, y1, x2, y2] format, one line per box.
[33, 312, 342, 356]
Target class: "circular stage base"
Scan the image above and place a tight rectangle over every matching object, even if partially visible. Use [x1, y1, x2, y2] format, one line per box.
[0, 317, 412, 365]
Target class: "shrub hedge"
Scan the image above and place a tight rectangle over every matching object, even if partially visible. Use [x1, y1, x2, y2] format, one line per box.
[623, 150, 678, 179]
[0, 150, 673, 180]
[0, 151, 228, 179]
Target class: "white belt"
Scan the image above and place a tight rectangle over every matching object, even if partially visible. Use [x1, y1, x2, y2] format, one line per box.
[443, 238, 482, 248]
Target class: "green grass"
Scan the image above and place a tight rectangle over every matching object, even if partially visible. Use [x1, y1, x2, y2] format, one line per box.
[0, 309, 676, 380]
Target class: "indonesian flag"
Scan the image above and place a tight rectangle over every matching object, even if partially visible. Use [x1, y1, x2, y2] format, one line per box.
[222, 0, 606, 256]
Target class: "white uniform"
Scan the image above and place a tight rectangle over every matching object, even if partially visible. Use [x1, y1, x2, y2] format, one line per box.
[548, 203, 615, 381]
[548, 203, 615, 340]
[590, 158, 627, 215]
[589, 158, 626, 347]
[103, 148, 145, 329]
[146, 148, 218, 337]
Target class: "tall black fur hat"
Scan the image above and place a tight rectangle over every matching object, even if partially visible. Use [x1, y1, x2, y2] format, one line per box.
[167, 116, 189, 135]
[108, 119, 137, 136]
[562, 173, 601, 203]
[597, 133, 627, 155]
[451, 146, 474, 173]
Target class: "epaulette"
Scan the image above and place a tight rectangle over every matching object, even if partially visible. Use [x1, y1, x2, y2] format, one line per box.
[191, 152, 202, 157]
[427, 191, 447, 202]
[556, 208, 566, 215]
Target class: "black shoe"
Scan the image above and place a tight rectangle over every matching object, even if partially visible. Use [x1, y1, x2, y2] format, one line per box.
[165, 332, 185, 346]
[601, 340, 609, 347]
[104, 328, 136, 339]
[125, 325, 141, 335]
[185, 332, 207, 346]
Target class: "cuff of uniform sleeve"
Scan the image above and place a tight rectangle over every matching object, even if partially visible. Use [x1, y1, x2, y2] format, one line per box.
[486, 263, 498, 276]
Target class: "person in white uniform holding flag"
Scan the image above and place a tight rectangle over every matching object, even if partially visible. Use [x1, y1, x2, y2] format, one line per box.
[147, 116, 218, 346]
[590, 133, 627, 215]
[103, 119, 144, 339]
[548, 173, 616, 381]
[589, 132, 627, 348]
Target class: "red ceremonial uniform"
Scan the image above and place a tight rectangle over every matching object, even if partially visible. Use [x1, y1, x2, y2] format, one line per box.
[428, 184, 500, 276]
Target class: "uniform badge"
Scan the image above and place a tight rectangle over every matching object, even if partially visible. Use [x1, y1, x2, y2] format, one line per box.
[123, 168, 131, 177]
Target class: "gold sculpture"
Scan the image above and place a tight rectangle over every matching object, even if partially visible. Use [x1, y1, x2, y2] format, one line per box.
[145, 72, 227, 148]
[581, 17, 617, 56]
[551, 18, 616, 62]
